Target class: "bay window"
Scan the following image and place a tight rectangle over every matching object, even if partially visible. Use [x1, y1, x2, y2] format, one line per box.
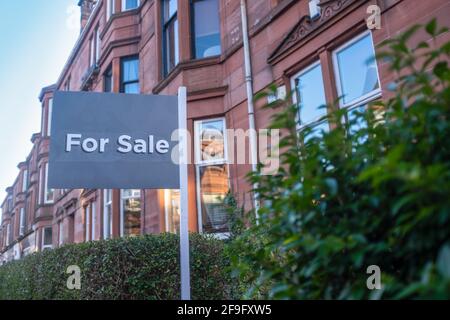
[103, 189, 113, 239]
[120, 189, 141, 237]
[192, 0, 221, 59]
[162, 0, 179, 75]
[120, 56, 140, 94]
[194, 118, 230, 234]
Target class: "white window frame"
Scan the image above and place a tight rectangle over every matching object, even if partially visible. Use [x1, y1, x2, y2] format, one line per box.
[19, 207, 25, 236]
[42, 226, 53, 250]
[47, 98, 53, 136]
[107, 0, 115, 20]
[44, 163, 54, 204]
[103, 189, 113, 239]
[122, 0, 140, 11]
[194, 117, 228, 166]
[120, 189, 141, 237]
[194, 118, 230, 237]
[290, 61, 328, 132]
[332, 30, 382, 112]
[22, 169, 28, 193]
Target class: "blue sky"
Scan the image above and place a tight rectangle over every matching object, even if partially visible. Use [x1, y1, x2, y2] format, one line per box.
[0, 1, 80, 211]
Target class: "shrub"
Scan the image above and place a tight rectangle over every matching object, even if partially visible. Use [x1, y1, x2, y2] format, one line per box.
[230, 21, 450, 299]
[0, 233, 234, 300]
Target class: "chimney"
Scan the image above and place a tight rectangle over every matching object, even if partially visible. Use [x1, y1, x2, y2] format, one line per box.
[78, 0, 97, 33]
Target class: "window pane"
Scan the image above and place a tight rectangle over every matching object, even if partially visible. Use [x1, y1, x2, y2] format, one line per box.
[125, 0, 139, 10]
[199, 119, 225, 162]
[163, 0, 177, 21]
[43, 228, 52, 246]
[104, 67, 113, 92]
[164, 19, 179, 74]
[199, 165, 229, 233]
[124, 82, 140, 94]
[122, 197, 141, 236]
[336, 33, 380, 105]
[122, 58, 139, 82]
[193, 0, 221, 58]
[295, 63, 327, 125]
[166, 190, 180, 234]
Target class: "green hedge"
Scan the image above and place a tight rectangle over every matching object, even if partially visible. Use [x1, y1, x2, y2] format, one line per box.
[0, 233, 234, 300]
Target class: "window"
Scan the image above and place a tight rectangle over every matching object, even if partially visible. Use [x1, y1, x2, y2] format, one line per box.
[64, 76, 71, 91]
[291, 62, 328, 138]
[47, 98, 53, 136]
[22, 169, 28, 193]
[42, 227, 53, 250]
[162, 0, 179, 75]
[122, 0, 139, 11]
[91, 201, 96, 240]
[38, 166, 44, 205]
[164, 189, 180, 234]
[95, 26, 101, 63]
[309, 0, 321, 18]
[58, 222, 64, 246]
[90, 36, 95, 67]
[107, 0, 115, 20]
[120, 56, 140, 94]
[84, 204, 91, 242]
[19, 208, 26, 236]
[44, 163, 54, 204]
[6, 224, 10, 246]
[192, 0, 221, 59]
[104, 65, 113, 92]
[120, 189, 141, 237]
[333, 31, 381, 109]
[103, 189, 113, 239]
[194, 119, 230, 234]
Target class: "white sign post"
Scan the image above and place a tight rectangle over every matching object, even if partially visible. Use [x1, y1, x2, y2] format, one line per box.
[178, 86, 191, 300]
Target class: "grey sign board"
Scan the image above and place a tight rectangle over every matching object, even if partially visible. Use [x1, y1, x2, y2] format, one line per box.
[48, 91, 179, 189]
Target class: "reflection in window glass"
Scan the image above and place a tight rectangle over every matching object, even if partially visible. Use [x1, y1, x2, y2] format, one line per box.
[295, 63, 328, 126]
[199, 165, 229, 234]
[193, 0, 221, 59]
[121, 189, 141, 236]
[335, 33, 380, 105]
[199, 119, 225, 162]
[43, 227, 53, 250]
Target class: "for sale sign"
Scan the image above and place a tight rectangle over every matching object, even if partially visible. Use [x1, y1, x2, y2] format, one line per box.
[48, 91, 179, 189]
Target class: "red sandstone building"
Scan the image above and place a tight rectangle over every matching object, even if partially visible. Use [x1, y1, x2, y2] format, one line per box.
[1, 0, 449, 263]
